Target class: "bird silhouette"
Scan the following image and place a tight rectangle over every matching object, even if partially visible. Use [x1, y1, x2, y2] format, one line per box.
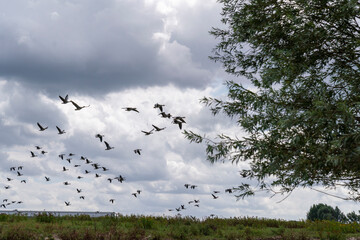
[30, 151, 37, 158]
[134, 149, 142, 155]
[17, 171, 23, 176]
[63, 166, 68, 171]
[190, 185, 197, 189]
[85, 170, 91, 174]
[56, 126, 66, 134]
[10, 167, 15, 171]
[18, 166, 23, 170]
[95, 173, 101, 178]
[141, 129, 154, 136]
[58, 154, 65, 160]
[45, 176, 50, 181]
[7, 178, 13, 181]
[21, 180, 26, 183]
[71, 100, 90, 111]
[107, 178, 113, 183]
[59, 94, 71, 104]
[76, 189, 82, 193]
[131, 193, 137, 198]
[37, 122, 48, 131]
[159, 112, 171, 118]
[35, 146, 42, 150]
[95, 134, 104, 142]
[153, 103, 165, 112]
[172, 117, 186, 130]
[63, 181, 70, 185]
[122, 107, 139, 113]
[102, 167, 109, 171]
[41, 150, 48, 155]
[104, 141, 114, 150]
[80, 196, 85, 199]
[137, 190, 142, 194]
[225, 188, 233, 193]
[77, 176, 83, 179]
[152, 124, 166, 132]
[184, 184, 190, 189]
[115, 175, 125, 183]
[64, 201, 71, 206]
[109, 199, 115, 204]
[211, 194, 219, 199]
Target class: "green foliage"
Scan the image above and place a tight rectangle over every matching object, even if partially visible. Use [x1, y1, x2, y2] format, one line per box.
[35, 212, 56, 223]
[184, 0, 360, 200]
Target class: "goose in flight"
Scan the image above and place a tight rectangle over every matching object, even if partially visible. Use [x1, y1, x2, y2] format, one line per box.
[63, 181, 70, 185]
[64, 201, 71, 206]
[107, 178, 113, 183]
[21, 179, 26, 183]
[80, 196, 85, 200]
[18, 166, 23, 170]
[71, 100, 90, 111]
[134, 149, 142, 155]
[104, 141, 114, 150]
[225, 188, 233, 193]
[17, 171, 23, 176]
[35, 146, 42, 150]
[102, 167, 109, 171]
[131, 193, 137, 198]
[95, 134, 104, 142]
[152, 124, 166, 132]
[7, 178, 13, 181]
[159, 112, 171, 118]
[172, 117, 186, 130]
[77, 176, 83, 179]
[37, 122, 48, 131]
[30, 151, 37, 158]
[69, 153, 75, 156]
[137, 190, 142, 194]
[141, 129, 154, 136]
[45, 176, 50, 181]
[85, 170, 91, 174]
[62, 166, 68, 171]
[95, 173, 101, 178]
[184, 184, 190, 189]
[41, 150, 48, 155]
[153, 103, 165, 112]
[59, 94, 71, 104]
[114, 175, 125, 183]
[109, 199, 115, 204]
[122, 107, 139, 113]
[190, 185, 197, 189]
[58, 154, 65, 160]
[211, 194, 219, 199]
[76, 188, 82, 193]
[10, 167, 15, 171]
[56, 126, 66, 134]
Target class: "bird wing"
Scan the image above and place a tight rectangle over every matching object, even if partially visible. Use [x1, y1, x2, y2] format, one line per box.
[56, 126, 61, 133]
[71, 101, 81, 109]
[104, 141, 110, 148]
[37, 122, 43, 129]
[59, 95, 65, 102]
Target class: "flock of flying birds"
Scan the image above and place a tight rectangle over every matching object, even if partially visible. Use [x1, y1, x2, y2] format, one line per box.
[1, 94, 237, 215]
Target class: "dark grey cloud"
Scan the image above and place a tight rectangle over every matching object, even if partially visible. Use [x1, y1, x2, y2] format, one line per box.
[0, 0, 221, 96]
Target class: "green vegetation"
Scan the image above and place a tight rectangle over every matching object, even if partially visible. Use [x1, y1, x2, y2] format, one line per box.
[185, 0, 360, 200]
[0, 213, 360, 239]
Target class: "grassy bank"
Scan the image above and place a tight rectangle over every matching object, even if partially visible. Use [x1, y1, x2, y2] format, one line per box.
[0, 213, 360, 239]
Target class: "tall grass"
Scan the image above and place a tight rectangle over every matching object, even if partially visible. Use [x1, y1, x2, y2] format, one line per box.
[0, 213, 358, 239]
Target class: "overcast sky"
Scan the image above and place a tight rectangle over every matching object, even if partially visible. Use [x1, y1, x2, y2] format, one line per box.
[0, 0, 358, 220]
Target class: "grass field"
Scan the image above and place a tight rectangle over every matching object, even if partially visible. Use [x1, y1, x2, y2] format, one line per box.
[0, 213, 360, 239]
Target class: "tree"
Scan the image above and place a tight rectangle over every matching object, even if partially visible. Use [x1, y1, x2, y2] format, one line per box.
[185, 0, 360, 200]
[307, 204, 347, 222]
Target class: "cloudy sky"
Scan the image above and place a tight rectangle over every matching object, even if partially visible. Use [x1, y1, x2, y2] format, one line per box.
[0, 0, 358, 220]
